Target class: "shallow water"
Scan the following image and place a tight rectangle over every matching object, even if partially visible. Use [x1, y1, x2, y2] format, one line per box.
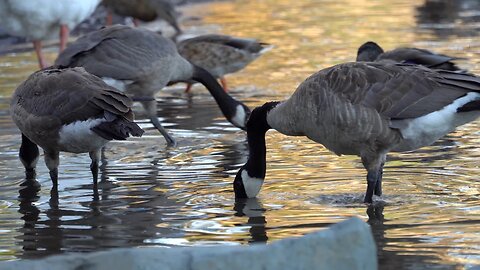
[1, 0, 480, 269]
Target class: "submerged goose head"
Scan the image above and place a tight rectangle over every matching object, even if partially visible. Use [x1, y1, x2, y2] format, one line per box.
[234, 61, 480, 203]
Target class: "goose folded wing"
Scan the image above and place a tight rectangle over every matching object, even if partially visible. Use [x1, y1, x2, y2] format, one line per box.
[324, 63, 480, 120]
[55, 25, 173, 81]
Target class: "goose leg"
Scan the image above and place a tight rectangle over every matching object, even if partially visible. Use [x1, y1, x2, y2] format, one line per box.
[106, 10, 113, 26]
[362, 153, 386, 203]
[219, 77, 228, 92]
[59, 25, 69, 52]
[133, 18, 140, 27]
[19, 134, 39, 180]
[184, 83, 193, 93]
[32, 40, 48, 69]
[374, 163, 384, 196]
[141, 100, 177, 146]
[89, 150, 100, 188]
[44, 151, 60, 191]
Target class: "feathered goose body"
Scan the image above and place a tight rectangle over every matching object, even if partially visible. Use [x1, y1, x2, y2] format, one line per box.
[55, 25, 251, 146]
[235, 62, 480, 202]
[177, 34, 270, 79]
[0, 0, 100, 40]
[11, 67, 144, 190]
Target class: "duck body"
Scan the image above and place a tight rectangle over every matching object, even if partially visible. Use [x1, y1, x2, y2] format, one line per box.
[235, 62, 480, 202]
[356, 41, 463, 71]
[11, 67, 144, 190]
[55, 25, 250, 146]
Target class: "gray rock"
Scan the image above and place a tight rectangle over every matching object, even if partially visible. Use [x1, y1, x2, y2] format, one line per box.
[0, 217, 376, 270]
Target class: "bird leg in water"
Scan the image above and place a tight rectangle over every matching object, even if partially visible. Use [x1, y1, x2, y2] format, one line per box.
[89, 150, 100, 189]
[44, 151, 59, 191]
[141, 100, 177, 147]
[219, 77, 228, 92]
[106, 10, 113, 26]
[33, 40, 48, 68]
[362, 154, 386, 203]
[59, 25, 69, 52]
[374, 163, 384, 196]
[184, 83, 193, 93]
[133, 18, 140, 27]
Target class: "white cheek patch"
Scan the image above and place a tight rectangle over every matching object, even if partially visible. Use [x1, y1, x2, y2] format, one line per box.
[242, 170, 264, 198]
[102, 77, 134, 92]
[231, 105, 247, 129]
[58, 118, 109, 153]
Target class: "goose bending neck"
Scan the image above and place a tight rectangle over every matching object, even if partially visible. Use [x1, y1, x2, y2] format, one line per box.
[234, 102, 279, 198]
[191, 65, 250, 130]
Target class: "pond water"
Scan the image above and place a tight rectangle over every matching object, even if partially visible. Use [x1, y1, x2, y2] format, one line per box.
[1, 0, 480, 269]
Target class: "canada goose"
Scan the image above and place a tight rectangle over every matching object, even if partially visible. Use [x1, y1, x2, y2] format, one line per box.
[234, 62, 480, 203]
[54, 25, 250, 146]
[177, 34, 271, 92]
[356, 41, 463, 71]
[0, 0, 100, 68]
[102, 0, 181, 35]
[11, 67, 144, 191]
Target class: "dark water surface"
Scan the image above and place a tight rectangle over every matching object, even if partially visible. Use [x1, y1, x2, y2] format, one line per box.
[1, 0, 480, 269]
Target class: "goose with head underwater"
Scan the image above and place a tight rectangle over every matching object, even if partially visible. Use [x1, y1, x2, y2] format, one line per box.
[10, 67, 144, 192]
[55, 25, 250, 147]
[357, 41, 464, 72]
[234, 61, 480, 203]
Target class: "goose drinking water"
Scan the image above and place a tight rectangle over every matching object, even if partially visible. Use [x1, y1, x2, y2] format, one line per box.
[10, 67, 144, 192]
[234, 62, 480, 203]
[55, 25, 250, 146]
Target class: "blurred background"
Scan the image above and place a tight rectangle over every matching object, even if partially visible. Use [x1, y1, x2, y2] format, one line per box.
[0, 0, 480, 269]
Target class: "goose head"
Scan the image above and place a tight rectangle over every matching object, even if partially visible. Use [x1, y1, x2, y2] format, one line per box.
[356, 41, 384, 62]
[234, 102, 278, 198]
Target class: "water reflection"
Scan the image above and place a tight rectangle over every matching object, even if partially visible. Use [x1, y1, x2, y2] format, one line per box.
[1, 0, 480, 269]
[416, 0, 480, 37]
[234, 198, 268, 243]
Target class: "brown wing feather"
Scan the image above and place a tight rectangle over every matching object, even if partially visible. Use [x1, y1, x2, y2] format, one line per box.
[12, 67, 134, 125]
[310, 62, 479, 119]
[54, 25, 177, 80]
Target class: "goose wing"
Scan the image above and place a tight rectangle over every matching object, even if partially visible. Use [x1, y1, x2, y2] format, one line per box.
[309, 62, 479, 119]
[377, 48, 461, 71]
[179, 34, 267, 55]
[55, 25, 177, 80]
[11, 67, 134, 126]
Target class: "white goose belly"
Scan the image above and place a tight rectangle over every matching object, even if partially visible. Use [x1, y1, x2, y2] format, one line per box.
[57, 118, 109, 153]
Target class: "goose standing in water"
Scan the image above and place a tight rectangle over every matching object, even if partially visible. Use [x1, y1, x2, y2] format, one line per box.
[55, 25, 250, 146]
[356, 41, 464, 72]
[102, 0, 182, 35]
[234, 62, 480, 203]
[11, 67, 144, 192]
[177, 34, 271, 92]
[0, 0, 100, 68]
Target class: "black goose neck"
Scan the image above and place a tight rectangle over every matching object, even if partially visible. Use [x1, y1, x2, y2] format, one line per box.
[243, 102, 279, 178]
[191, 65, 241, 118]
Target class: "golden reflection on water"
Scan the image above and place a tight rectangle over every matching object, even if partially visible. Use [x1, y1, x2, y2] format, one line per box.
[0, 0, 480, 268]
